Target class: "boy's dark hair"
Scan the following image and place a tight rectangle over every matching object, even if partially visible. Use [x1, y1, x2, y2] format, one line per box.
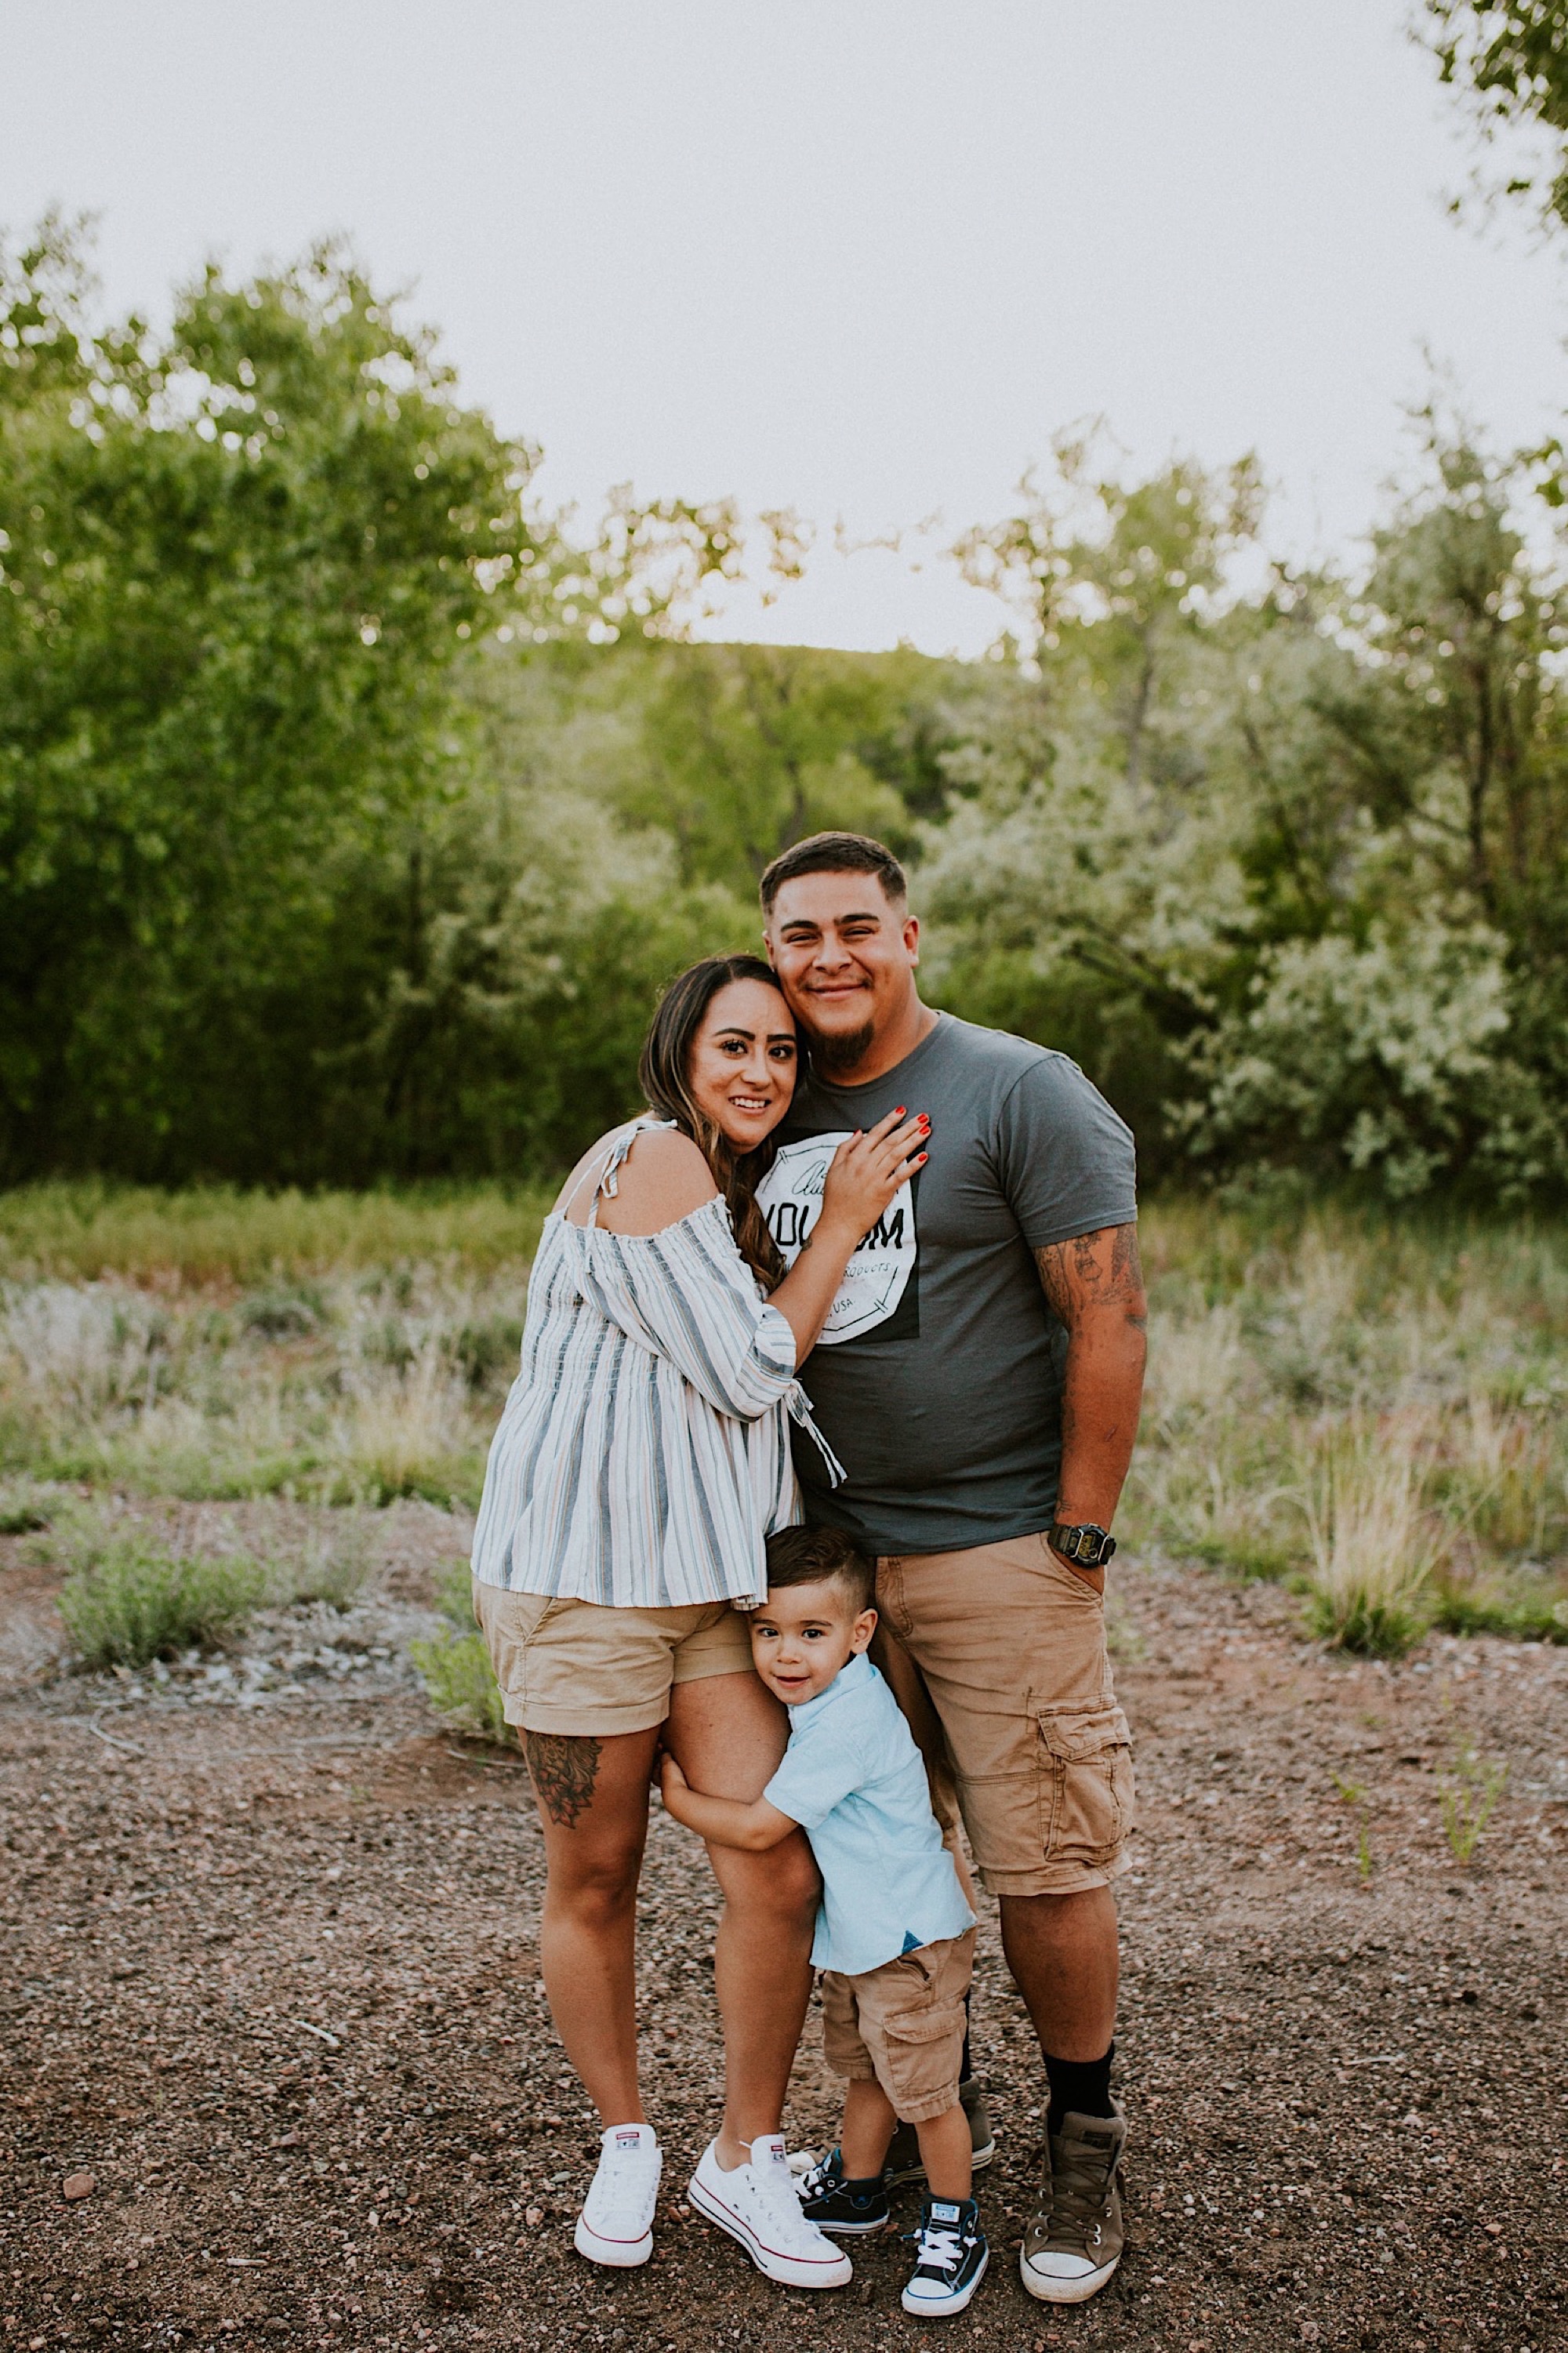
[764, 1524, 877, 1614]
[758, 831, 908, 917]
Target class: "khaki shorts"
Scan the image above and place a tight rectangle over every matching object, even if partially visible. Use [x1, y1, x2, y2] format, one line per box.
[471, 1581, 755, 1738]
[871, 1531, 1134, 1898]
[821, 1930, 975, 2125]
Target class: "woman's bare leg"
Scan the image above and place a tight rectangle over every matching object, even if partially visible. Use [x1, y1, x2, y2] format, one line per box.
[665, 1671, 818, 2170]
[524, 1725, 661, 2128]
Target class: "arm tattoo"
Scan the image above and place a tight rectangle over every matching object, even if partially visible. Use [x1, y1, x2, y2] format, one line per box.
[1034, 1224, 1148, 1332]
[524, 1731, 604, 1828]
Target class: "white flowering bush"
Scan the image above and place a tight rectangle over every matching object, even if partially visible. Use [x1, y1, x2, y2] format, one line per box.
[1181, 918, 1519, 1197]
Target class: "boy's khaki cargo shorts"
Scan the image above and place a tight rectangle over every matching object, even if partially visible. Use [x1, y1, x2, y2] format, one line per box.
[821, 1928, 975, 2124]
[871, 1531, 1134, 1898]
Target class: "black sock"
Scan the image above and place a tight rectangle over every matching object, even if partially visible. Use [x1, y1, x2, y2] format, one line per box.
[1044, 2042, 1115, 2137]
[843, 2173, 884, 2199]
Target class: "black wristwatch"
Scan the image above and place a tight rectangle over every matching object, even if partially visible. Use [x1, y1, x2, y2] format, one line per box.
[1048, 1521, 1117, 1570]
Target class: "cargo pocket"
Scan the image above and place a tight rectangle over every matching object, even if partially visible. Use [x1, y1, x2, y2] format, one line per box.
[1036, 1701, 1134, 1870]
[877, 1998, 969, 2119]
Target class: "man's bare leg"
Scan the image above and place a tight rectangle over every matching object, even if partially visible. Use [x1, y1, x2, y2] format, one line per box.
[999, 1886, 1119, 2062]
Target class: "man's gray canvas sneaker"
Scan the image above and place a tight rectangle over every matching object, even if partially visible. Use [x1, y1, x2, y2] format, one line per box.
[1019, 2105, 1126, 2304]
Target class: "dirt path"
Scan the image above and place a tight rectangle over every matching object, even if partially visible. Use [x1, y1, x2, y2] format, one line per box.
[2, 1531, 1565, 2353]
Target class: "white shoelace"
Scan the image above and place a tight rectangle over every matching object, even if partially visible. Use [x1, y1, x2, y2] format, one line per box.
[912, 2221, 964, 2278]
[748, 2147, 836, 2253]
[587, 2137, 660, 2232]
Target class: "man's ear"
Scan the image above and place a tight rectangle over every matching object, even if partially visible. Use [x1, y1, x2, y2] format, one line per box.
[902, 913, 920, 966]
[850, 1606, 878, 1654]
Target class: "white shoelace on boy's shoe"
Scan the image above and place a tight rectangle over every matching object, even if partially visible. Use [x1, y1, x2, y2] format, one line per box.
[689, 2133, 853, 2289]
[573, 2122, 662, 2268]
[902, 2195, 989, 2317]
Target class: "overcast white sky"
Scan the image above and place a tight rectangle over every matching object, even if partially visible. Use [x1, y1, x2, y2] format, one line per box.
[5, 2, 1565, 652]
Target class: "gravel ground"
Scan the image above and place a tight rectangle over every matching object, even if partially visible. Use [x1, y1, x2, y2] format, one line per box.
[2, 1512, 1565, 2353]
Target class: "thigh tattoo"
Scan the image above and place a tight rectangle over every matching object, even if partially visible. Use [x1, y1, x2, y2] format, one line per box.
[524, 1731, 604, 1828]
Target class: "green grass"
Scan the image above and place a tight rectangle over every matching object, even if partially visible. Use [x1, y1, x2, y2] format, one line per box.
[3, 1186, 1565, 1659]
[0, 1180, 553, 1286]
[1437, 1735, 1508, 1866]
[0, 1259, 529, 1510]
[1125, 1205, 1568, 1649]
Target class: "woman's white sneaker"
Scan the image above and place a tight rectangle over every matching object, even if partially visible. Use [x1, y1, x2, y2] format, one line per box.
[689, 2134, 853, 2289]
[574, 2122, 662, 2268]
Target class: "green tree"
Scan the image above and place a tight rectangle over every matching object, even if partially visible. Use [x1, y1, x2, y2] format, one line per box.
[628, 642, 927, 888]
[926, 437, 1568, 1197]
[0, 221, 554, 1177]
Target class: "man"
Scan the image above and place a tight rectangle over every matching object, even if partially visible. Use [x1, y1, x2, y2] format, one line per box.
[756, 830, 1146, 2308]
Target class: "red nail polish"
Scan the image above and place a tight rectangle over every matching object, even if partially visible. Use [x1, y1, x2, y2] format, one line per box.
[895, 1106, 906, 1119]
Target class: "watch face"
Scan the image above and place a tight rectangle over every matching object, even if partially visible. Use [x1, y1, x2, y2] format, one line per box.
[1055, 1523, 1109, 1565]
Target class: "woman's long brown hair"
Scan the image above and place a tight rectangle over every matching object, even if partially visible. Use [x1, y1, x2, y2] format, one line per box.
[638, 954, 795, 1286]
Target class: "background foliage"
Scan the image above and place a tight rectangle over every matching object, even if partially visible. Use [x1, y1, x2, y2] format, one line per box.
[3, 212, 1568, 1199]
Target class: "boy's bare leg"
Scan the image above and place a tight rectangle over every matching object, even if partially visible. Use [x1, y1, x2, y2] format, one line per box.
[666, 1671, 818, 2171]
[840, 2077, 899, 2179]
[912, 2107, 972, 2202]
[840, 2082, 973, 2202]
[526, 1725, 660, 2127]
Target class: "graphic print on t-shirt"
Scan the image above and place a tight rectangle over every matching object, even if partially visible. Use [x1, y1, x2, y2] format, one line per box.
[757, 1132, 920, 1344]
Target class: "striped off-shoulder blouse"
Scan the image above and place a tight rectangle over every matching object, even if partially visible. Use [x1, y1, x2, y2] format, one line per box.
[470, 1120, 843, 1610]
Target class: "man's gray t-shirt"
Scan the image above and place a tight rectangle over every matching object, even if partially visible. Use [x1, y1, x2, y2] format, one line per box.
[756, 1012, 1137, 1555]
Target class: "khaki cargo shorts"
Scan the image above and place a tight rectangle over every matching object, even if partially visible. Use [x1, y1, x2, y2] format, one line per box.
[821, 1928, 975, 2124]
[471, 1581, 755, 1738]
[872, 1531, 1134, 1898]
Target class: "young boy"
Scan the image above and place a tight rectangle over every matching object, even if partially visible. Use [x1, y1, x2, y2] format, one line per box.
[660, 1525, 989, 2318]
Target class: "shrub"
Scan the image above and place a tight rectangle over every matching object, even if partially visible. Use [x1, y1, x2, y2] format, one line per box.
[55, 1528, 266, 1667]
[409, 1562, 508, 1742]
[0, 1478, 57, 1534]
[1432, 1578, 1568, 1643]
[330, 1342, 480, 1507]
[1302, 1432, 1443, 1656]
[1186, 919, 1519, 1201]
[285, 1517, 374, 1612]
[409, 1628, 509, 1743]
[1438, 1736, 1508, 1866]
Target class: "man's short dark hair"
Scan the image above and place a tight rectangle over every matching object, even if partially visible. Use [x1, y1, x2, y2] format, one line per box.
[764, 1523, 876, 1614]
[759, 831, 908, 917]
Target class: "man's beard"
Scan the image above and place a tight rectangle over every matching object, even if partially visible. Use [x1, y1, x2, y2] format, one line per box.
[808, 1017, 877, 1078]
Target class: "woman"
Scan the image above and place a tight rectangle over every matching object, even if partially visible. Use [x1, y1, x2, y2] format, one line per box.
[470, 953, 927, 2288]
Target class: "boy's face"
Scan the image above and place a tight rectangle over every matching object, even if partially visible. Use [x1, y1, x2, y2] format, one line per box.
[750, 1575, 877, 1706]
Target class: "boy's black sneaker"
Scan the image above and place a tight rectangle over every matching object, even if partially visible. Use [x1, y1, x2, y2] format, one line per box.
[883, 2079, 995, 2188]
[795, 2146, 892, 2236]
[902, 2194, 989, 2317]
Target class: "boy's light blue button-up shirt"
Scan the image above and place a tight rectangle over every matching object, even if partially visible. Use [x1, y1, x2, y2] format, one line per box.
[762, 1651, 975, 1977]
